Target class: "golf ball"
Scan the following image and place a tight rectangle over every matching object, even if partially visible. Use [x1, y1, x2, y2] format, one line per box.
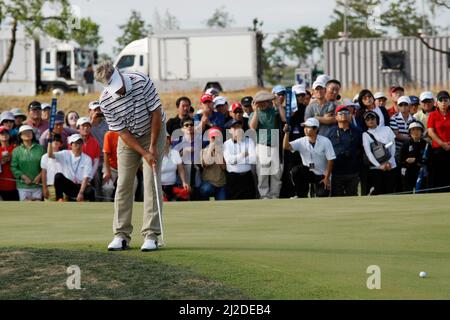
[419, 271, 427, 278]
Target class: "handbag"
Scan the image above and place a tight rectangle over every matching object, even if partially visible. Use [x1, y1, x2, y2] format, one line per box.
[365, 131, 391, 164]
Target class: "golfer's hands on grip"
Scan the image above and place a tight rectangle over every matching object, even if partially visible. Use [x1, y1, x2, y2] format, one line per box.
[144, 145, 158, 167]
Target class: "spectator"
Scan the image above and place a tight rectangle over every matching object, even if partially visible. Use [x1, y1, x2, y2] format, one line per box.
[40, 111, 77, 149]
[387, 85, 405, 118]
[304, 80, 336, 135]
[374, 92, 388, 109]
[200, 127, 227, 200]
[409, 96, 420, 115]
[359, 90, 390, 127]
[48, 134, 95, 202]
[1, 111, 18, 144]
[102, 130, 119, 201]
[10, 108, 27, 129]
[65, 110, 80, 130]
[213, 96, 232, 123]
[225, 103, 249, 131]
[282, 118, 335, 198]
[0, 126, 19, 201]
[325, 105, 363, 196]
[83, 64, 95, 94]
[249, 90, 285, 199]
[241, 96, 254, 118]
[427, 90, 450, 192]
[161, 135, 190, 201]
[25, 101, 49, 141]
[400, 121, 430, 192]
[166, 97, 192, 135]
[89, 101, 109, 150]
[223, 120, 257, 199]
[194, 94, 225, 133]
[41, 103, 51, 121]
[362, 111, 397, 195]
[414, 91, 435, 131]
[75, 116, 101, 185]
[304, 90, 312, 107]
[205, 87, 220, 98]
[40, 133, 63, 201]
[272, 85, 286, 108]
[11, 125, 45, 201]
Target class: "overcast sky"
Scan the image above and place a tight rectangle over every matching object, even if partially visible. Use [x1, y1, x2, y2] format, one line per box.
[70, 0, 450, 56]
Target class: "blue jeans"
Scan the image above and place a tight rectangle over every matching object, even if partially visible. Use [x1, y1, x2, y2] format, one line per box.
[199, 181, 226, 200]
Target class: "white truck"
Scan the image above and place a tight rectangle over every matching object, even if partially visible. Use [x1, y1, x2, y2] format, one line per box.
[0, 29, 97, 96]
[114, 28, 263, 92]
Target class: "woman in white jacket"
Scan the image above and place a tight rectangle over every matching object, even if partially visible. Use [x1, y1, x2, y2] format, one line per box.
[362, 111, 397, 195]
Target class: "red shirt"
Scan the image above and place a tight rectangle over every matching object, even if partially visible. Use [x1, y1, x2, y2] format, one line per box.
[0, 145, 17, 191]
[427, 109, 450, 148]
[103, 131, 119, 170]
[387, 103, 398, 118]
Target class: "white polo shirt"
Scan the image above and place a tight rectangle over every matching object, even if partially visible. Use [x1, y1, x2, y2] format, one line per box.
[161, 149, 182, 186]
[40, 154, 62, 186]
[53, 150, 93, 184]
[289, 135, 336, 176]
[223, 137, 256, 173]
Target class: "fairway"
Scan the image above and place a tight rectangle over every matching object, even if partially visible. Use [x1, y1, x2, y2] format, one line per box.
[1, 194, 450, 299]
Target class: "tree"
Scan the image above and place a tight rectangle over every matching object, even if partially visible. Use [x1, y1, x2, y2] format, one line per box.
[115, 10, 152, 54]
[0, 0, 77, 82]
[205, 6, 234, 28]
[323, 0, 385, 39]
[44, 17, 102, 48]
[153, 9, 180, 32]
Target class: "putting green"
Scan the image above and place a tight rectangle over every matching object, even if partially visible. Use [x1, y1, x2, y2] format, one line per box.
[1, 194, 449, 299]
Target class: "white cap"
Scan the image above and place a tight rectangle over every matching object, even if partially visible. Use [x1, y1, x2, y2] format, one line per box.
[374, 92, 387, 100]
[419, 91, 434, 102]
[312, 81, 326, 90]
[301, 117, 320, 128]
[292, 84, 306, 95]
[18, 124, 34, 134]
[398, 96, 411, 105]
[89, 101, 101, 110]
[104, 68, 123, 96]
[352, 94, 359, 103]
[408, 121, 424, 131]
[1, 111, 15, 123]
[213, 96, 228, 107]
[316, 74, 331, 85]
[41, 103, 51, 110]
[76, 116, 91, 127]
[68, 134, 83, 144]
[205, 87, 220, 96]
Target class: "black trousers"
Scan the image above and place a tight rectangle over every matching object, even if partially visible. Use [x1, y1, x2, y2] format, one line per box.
[226, 171, 256, 200]
[331, 173, 360, 197]
[291, 165, 330, 198]
[54, 173, 95, 201]
[0, 189, 19, 201]
[429, 148, 450, 193]
[368, 169, 395, 195]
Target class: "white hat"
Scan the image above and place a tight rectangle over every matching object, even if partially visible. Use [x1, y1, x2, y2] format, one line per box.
[352, 94, 359, 103]
[104, 68, 123, 96]
[301, 117, 320, 128]
[292, 84, 306, 95]
[68, 133, 83, 144]
[312, 81, 326, 90]
[18, 124, 34, 134]
[408, 121, 424, 131]
[419, 91, 434, 102]
[76, 116, 91, 127]
[10, 108, 26, 118]
[398, 96, 411, 105]
[89, 101, 101, 110]
[205, 87, 220, 96]
[41, 103, 51, 110]
[316, 74, 331, 85]
[213, 96, 227, 107]
[374, 92, 387, 100]
[1, 111, 15, 123]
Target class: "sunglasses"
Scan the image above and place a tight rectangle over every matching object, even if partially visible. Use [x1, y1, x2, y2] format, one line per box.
[337, 111, 350, 115]
[183, 123, 194, 127]
[233, 110, 243, 114]
[398, 103, 409, 107]
[422, 99, 433, 103]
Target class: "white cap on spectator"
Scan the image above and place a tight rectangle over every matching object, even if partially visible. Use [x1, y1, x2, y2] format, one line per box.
[76, 116, 91, 127]
[205, 87, 220, 96]
[419, 91, 434, 101]
[213, 96, 227, 107]
[398, 96, 411, 105]
[301, 118, 320, 128]
[292, 84, 306, 95]
[374, 92, 387, 100]
[1, 111, 15, 123]
[312, 81, 326, 90]
[352, 94, 359, 103]
[68, 133, 83, 144]
[18, 124, 34, 134]
[41, 103, 51, 110]
[89, 101, 101, 110]
[316, 74, 331, 85]
[408, 121, 424, 131]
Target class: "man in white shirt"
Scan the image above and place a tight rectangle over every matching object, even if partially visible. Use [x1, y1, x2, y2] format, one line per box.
[283, 118, 336, 197]
[48, 133, 95, 202]
[223, 120, 257, 199]
[41, 133, 63, 201]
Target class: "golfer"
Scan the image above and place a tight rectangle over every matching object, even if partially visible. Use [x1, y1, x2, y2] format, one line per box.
[95, 61, 166, 252]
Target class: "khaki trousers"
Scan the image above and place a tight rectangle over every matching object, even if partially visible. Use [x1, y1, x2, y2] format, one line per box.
[113, 123, 166, 242]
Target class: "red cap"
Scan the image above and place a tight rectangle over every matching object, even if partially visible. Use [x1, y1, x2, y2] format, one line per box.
[201, 94, 214, 103]
[208, 127, 222, 139]
[335, 105, 350, 113]
[389, 86, 404, 94]
[231, 102, 243, 113]
[0, 126, 9, 134]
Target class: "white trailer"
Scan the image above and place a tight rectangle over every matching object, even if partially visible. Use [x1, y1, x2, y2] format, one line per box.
[0, 29, 97, 96]
[114, 28, 262, 92]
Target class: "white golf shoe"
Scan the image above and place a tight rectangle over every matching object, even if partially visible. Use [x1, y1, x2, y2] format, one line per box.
[141, 239, 158, 252]
[107, 237, 129, 251]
